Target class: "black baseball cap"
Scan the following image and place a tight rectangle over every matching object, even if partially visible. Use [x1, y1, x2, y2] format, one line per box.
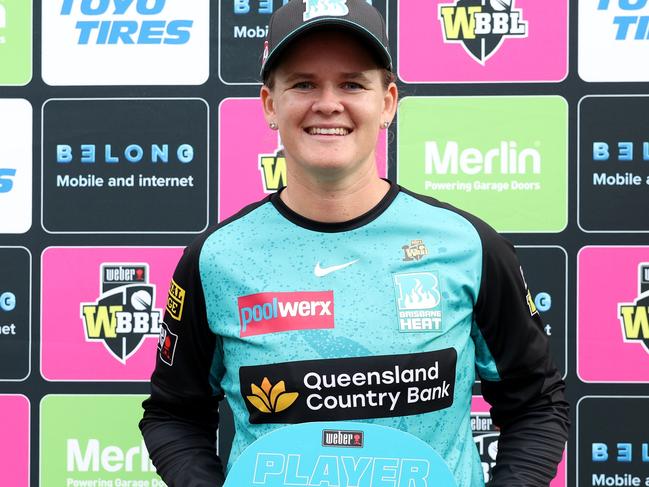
[260, 0, 392, 80]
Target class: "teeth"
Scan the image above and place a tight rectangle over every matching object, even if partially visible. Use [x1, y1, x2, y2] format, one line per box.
[308, 127, 350, 136]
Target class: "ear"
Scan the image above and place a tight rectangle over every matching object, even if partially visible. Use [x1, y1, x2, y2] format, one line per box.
[260, 85, 277, 127]
[381, 82, 398, 126]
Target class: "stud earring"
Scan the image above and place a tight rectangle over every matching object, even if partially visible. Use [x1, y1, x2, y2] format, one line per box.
[382, 121, 390, 129]
[269, 122, 278, 130]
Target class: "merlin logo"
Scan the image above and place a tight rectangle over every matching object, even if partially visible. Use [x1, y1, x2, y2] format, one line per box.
[471, 413, 499, 483]
[259, 149, 286, 193]
[80, 263, 162, 363]
[393, 272, 443, 332]
[245, 377, 299, 414]
[438, 0, 528, 65]
[402, 240, 429, 262]
[303, 0, 349, 21]
[322, 430, 364, 448]
[618, 263, 649, 354]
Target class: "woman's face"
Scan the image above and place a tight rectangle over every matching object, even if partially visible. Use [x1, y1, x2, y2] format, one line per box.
[260, 29, 397, 182]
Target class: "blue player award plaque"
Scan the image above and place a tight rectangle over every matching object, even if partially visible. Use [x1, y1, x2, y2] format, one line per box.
[224, 421, 457, 486]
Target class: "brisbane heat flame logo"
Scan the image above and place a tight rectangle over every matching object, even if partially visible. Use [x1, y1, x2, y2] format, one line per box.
[618, 263, 649, 354]
[80, 263, 162, 363]
[438, 0, 528, 65]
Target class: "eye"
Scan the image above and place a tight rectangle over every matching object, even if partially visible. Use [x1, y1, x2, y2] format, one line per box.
[292, 81, 315, 90]
[342, 81, 364, 90]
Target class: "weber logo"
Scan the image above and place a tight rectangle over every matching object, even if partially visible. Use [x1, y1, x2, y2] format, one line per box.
[322, 430, 364, 448]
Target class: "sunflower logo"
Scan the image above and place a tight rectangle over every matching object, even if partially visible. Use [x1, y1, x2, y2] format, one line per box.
[246, 377, 299, 414]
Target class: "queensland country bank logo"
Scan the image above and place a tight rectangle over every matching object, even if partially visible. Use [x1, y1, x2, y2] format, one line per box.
[438, 0, 528, 64]
[258, 148, 286, 193]
[238, 291, 334, 337]
[245, 377, 299, 415]
[80, 263, 162, 363]
[618, 263, 649, 354]
[393, 272, 443, 333]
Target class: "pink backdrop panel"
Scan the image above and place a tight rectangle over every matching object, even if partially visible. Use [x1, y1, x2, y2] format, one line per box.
[218, 97, 388, 221]
[399, 0, 568, 83]
[41, 247, 183, 381]
[578, 246, 649, 382]
[0, 395, 29, 487]
[472, 396, 566, 486]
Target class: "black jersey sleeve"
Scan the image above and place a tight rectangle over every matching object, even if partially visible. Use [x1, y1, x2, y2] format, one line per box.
[471, 221, 570, 486]
[139, 240, 226, 487]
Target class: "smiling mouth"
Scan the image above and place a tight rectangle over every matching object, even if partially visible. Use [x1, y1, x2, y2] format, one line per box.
[306, 127, 351, 136]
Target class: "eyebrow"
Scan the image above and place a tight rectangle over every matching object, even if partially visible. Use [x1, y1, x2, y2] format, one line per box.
[282, 71, 374, 83]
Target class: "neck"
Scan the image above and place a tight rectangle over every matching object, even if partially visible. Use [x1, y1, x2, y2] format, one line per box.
[279, 164, 390, 223]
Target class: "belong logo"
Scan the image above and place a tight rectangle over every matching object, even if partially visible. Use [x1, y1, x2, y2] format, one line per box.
[42, 0, 209, 85]
[238, 291, 334, 337]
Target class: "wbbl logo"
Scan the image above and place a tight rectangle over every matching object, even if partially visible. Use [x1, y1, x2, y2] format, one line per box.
[80, 263, 162, 363]
[259, 149, 287, 193]
[438, 0, 528, 64]
[618, 263, 649, 354]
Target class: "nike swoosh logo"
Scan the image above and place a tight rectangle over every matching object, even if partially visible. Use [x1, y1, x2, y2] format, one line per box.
[314, 259, 359, 277]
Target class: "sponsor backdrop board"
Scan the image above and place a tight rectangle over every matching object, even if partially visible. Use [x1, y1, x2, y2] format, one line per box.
[579, 96, 649, 232]
[0, 247, 31, 381]
[0, 1, 642, 486]
[0, 0, 32, 85]
[40, 395, 165, 487]
[579, 0, 649, 82]
[41, 247, 182, 381]
[41, 0, 209, 85]
[219, 97, 389, 221]
[0, 394, 29, 486]
[0, 98, 32, 234]
[577, 397, 649, 487]
[399, 0, 568, 83]
[397, 96, 568, 233]
[41, 98, 209, 233]
[578, 246, 649, 382]
[472, 396, 566, 486]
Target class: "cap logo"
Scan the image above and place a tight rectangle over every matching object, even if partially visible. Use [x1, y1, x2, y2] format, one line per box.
[303, 0, 349, 22]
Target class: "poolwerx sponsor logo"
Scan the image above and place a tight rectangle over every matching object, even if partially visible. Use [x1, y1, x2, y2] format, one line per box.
[238, 291, 334, 337]
[240, 349, 457, 424]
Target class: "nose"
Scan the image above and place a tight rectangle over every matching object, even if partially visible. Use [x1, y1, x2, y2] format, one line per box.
[311, 85, 344, 115]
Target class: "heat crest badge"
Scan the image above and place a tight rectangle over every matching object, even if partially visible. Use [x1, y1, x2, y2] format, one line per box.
[80, 263, 162, 363]
[438, 0, 528, 65]
[393, 272, 443, 333]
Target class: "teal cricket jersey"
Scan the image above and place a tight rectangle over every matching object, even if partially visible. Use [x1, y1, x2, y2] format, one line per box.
[141, 181, 569, 487]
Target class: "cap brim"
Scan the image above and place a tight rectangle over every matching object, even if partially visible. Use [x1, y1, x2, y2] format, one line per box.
[260, 18, 392, 79]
